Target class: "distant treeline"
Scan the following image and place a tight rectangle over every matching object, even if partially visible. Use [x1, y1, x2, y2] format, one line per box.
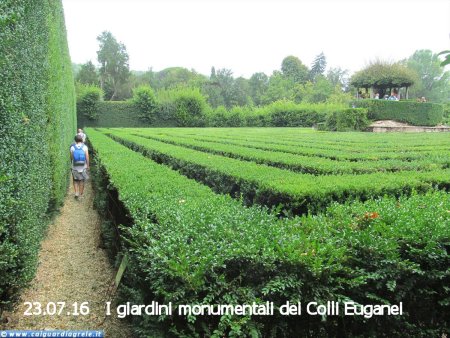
[75, 32, 449, 106]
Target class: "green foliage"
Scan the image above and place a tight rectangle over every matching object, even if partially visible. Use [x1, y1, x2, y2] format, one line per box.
[207, 105, 230, 127]
[132, 85, 157, 123]
[205, 101, 348, 127]
[438, 50, 450, 66]
[248, 72, 269, 106]
[204, 68, 244, 109]
[353, 99, 443, 126]
[75, 61, 98, 85]
[294, 77, 335, 103]
[281, 55, 309, 84]
[0, 0, 75, 306]
[326, 85, 353, 104]
[89, 128, 450, 337]
[97, 31, 130, 100]
[158, 87, 208, 126]
[155, 67, 207, 89]
[77, 101, 172, 128]
[76, 84, 103, 120]
[325, 108, 369, 131]
[106, 129, 449, 216]
[128, 130, 448, 175]
[208, 106, 247, 127]
[262, 71, 295, 104]
[351, 61, 416, 89]
[263, 100, 327, 126]
[443, 102, 450, 125]
[404, 49, 450, 102]
[309, 52, 327, 81]
[326, 67, 349, 90]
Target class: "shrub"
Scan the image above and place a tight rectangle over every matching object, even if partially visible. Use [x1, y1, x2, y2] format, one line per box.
[205, 101, 347, 128]
[77, 84, 103, 120]
[326, 108, 369, 131]
[353, 99, 443, 126]
[132, 85, 157, 123]
[207, 105, 228, 127]
[225, 106, 247, 127]
[158, 87, 208, 127]
[443, 102, 450, 125]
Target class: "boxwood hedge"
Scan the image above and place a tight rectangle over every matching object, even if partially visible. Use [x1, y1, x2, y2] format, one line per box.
[89, 129, 449, 337]
[0, 0, 75, 306]
[77, 101, 178, 128]
[353, 100, 443, 126]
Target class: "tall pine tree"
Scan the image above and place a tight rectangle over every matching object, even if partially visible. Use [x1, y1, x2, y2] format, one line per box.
[310, 52, 327, 82]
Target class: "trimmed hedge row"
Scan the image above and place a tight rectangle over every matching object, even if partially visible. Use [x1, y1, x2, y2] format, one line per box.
[78, 96, 443, 129]
[161, 127, 450, 153]
[89, 129, 450, 337]
[0, 0, 75, 306]
[207, 103, 331, 127]
[105, 130, 449, 215]
[352, 99, 443, 126]
[167, 133, 442, 162]
[78, 100, 355, 128]
[132, 132, 449, 175]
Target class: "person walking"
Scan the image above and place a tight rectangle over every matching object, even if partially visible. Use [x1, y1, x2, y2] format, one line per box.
[77, 128, 87, 143]
[70, 134, 89, 199]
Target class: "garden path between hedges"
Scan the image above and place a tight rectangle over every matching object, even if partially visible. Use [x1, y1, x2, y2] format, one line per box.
[1, 180, 132, 337]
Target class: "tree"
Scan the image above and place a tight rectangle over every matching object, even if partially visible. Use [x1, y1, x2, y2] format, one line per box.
[309, 52, 327, 82]
[281, 56, 309, 84]
[293, 76, 334, 103]
[405, 49, 450, 102]
[96, 31, 130, 100]
[326, 67, 349, 90]
[206, 68, 239, 109]
[203, 67, 225, 108]
[262, 71, 295, 104]
[249, 72, 269, 106]
[233, 77, 252, 106]
[155, 67, 206, 89]
[76, 61, 98, 85]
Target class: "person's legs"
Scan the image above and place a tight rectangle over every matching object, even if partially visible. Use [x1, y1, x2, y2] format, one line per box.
[79, 180, 85, 196]
[72, 175, 79, 196]
[79, 169, 89, 197]
[75, 181, 81, 197]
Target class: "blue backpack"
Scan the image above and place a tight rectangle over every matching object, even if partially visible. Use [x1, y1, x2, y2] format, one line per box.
[73, 145, 86, 166]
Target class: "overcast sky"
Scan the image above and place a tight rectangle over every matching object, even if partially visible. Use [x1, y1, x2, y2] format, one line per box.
[62, 0, 450, 78]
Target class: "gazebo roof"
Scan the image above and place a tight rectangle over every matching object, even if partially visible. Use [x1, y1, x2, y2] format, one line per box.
[351, 62, 416, 88]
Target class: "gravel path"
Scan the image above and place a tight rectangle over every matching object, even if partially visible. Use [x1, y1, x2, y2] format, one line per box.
[1, 179, 132, 337]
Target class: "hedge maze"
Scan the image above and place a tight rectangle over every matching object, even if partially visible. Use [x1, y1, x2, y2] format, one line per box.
[89, 127, 449, 337]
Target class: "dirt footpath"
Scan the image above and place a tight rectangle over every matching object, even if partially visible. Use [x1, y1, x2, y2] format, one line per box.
[1, 180, 132, 337]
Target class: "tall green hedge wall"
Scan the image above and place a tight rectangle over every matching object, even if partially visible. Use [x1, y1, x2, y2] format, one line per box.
[77, 101, 177, 128]
[80, 99, 445, 129]
[78, 101, 339, 128]
[353, 100, 443, 126]
[0, 0, 75, 306]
